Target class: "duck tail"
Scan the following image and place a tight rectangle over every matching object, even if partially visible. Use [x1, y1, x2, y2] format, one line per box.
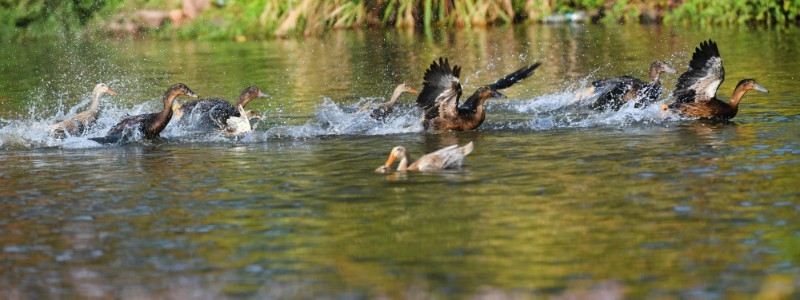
[461, 141, 474, 156]
[88, 133, 124, 145]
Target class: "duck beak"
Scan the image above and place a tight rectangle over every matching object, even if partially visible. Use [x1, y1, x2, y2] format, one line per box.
[259, 92, 271, 98]
[492, 90, 507, 99]
[664, 65, 677, 73]
[383, 153, 397, 168]
[408, 87, 420, 94]
[246, 110, 262, 120]
[375, 165, 390, 173]
[106, 88, 118, 95]
[375, 153, 396, 173]
[754, 83, 769, 93]
[184, 89, 199, 98]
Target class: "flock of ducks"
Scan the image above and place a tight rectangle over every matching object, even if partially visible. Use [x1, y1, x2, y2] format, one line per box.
[48, 39, 767, 173]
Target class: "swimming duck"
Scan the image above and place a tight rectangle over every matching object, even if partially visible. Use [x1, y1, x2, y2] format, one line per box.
[176, 86, 269, 129]
[93, 83, 197, 143]
[582, 61, 676, 111]
[375, 141, 474, 173]
[50, 83, 117, 137]
[665, 40, 768, 119]
[416, 58, 540, 131]
[358, 84, 420, 120]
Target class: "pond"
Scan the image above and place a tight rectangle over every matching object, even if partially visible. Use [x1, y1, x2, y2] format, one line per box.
[1, 24, 799, 298]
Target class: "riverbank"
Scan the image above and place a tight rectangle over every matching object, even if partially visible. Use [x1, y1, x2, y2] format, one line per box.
[1, 0, 799, 41]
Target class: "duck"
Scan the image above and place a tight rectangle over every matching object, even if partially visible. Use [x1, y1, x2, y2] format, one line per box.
[50, 83, 117, 137]
[175, 86, 269, 129]
[582, 61, 676, 111]
[91, 83, 197, 144]
[375, 141, 474, 173]
[665, 40, 768, 120]
[357, 83, 420, 120]
[416, 58, 541, 131]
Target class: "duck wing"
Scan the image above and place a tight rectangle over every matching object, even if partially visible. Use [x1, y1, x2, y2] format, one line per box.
[590, 75, 654, 109]
[106, 113, 154, 136]
[180, 98, 237, 128]
[417, 57, 462, 120]
[591, 76, 631, 97]
[181, 98, 233, 115]
[413, 142, 474, 171]
[592, 75, 641, 89]
[458, 62, 541, 112]
[207, 102, 237, 127]
[674, 40, 725, 103]
[488, 62, 542, 91]
[586, 78, 628, 110]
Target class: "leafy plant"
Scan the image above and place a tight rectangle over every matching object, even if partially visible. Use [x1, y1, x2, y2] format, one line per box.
[1, 0, 798, 41]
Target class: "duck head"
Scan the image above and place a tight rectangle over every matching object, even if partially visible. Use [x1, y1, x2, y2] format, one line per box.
[397, 83, 420, 95]
[737, 79, 768, 93]
[94, 83, 118, 95]
[167, 83, 198, 99]
[376, 146, 408, 173]
[238, 86, 270, 107]
[477, 86, 507, 100]
[649, 61, 677, 82]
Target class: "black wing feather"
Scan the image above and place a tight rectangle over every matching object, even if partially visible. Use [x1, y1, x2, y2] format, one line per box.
[489, 62, 542, 91]
[179, 98, 238, 129]
[458, 62, 541, 112]
[674, 40, 725, 103]
[416, 57, 462, 120]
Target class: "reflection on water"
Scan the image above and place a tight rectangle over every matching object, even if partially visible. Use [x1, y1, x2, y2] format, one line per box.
[1, 25, 799, 298]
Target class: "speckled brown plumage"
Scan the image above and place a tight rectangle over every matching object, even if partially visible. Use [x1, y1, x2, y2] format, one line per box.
[666, 40, 768, 120]
[416, 58, 540, 131]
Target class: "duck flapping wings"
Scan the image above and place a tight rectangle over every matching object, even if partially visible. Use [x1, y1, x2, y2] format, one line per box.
[416, 57, 463, 121]
[673, 40, 725, 104]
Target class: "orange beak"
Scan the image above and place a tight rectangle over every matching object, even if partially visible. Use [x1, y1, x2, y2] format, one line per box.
[383, 152, 397, 168]
[106, 88, 118, 95]
[407, 87, 420, 94]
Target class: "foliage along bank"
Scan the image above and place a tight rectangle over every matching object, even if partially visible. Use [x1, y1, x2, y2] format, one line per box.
[1, 0, 799, 41]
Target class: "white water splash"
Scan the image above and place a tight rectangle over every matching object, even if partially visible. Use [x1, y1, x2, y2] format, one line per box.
[485, 81, 685, 131]
[263, 97, 423, 139]
[1, 87, 689, 150]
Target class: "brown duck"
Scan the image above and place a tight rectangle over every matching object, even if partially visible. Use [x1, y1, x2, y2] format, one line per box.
[375, 142, 474, 173]
[416, 58, 541, 131]
[583, 61, 676, 111]
[175, 86, 268, 129]
[51, 83, 117, 137]
[665, 40, 768, 120]
[358, 83, 419, 120]
[92, 83, 197, 144]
